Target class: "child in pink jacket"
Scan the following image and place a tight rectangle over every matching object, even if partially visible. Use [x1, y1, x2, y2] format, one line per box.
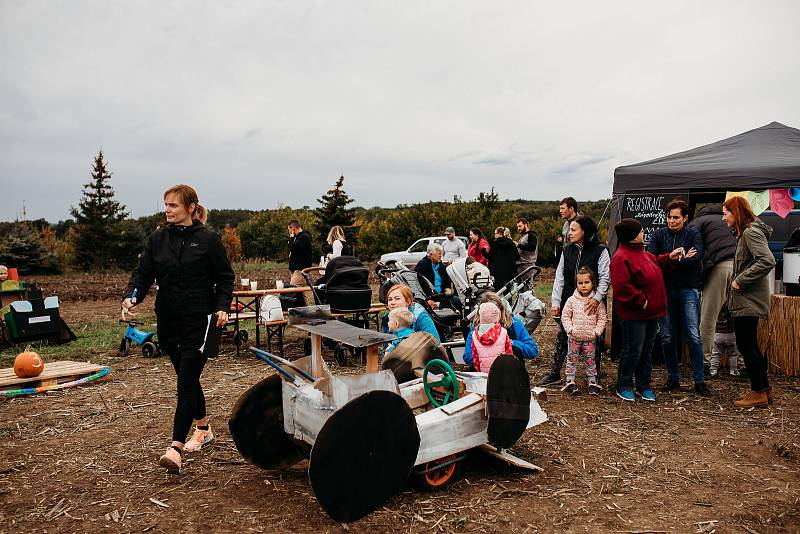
[561, 266, 607, 395]
[471, 302, 513, 373]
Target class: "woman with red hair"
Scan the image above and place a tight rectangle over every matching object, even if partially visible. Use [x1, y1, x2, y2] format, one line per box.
[721, 196, 775, 408]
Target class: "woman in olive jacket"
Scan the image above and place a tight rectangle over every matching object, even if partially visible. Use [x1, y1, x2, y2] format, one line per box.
[722, 196, 776, 408]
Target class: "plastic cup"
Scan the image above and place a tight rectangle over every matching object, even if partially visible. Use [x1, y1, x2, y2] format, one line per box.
[250, 281, 258, 291]
[276, 280, 285, 289]
[241, 278, 250, 288]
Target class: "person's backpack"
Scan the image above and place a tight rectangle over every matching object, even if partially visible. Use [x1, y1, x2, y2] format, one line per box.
[260, 295, 284, 322]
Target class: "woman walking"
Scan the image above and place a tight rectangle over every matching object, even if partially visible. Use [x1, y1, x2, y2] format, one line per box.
[722, 196, 776, 408]
[121, 184, 234, 473]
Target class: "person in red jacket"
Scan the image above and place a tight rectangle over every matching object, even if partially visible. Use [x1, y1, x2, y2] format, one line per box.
[610, 219, 667, 402]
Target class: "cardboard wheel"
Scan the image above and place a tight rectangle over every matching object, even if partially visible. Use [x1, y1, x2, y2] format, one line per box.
[486, 354, 531, 449]
[228, 374, 309, 469]
[309, 390, 420, 523]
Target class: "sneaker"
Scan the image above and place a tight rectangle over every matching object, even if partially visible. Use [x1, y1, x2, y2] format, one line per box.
[694, 382, 712, 397]
[159, 447, 182, 474]
[636, 389, 657, 402]
[184, 425, 214, 452]
[588, 383, 603, 396]
[616, 389, 635, 402]
[708, 369, 718, 378]
[538, 372, 562, 387]
[729, 369, 740, 377]
[561, 382, 579, 396]
[660, 379, 680, 392]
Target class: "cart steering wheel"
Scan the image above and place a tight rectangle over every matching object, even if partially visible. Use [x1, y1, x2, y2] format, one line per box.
[423, 359, 459, 407]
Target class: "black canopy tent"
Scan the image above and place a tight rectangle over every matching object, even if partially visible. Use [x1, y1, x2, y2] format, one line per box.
[608, 121, 800, 250]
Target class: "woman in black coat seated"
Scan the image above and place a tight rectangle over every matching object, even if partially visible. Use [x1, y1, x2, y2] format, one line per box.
[488, 226, 520, 291]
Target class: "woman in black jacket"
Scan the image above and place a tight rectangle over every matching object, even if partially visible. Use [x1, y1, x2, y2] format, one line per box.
[121, 184, 234, 474]
[488, 226, 520, 290]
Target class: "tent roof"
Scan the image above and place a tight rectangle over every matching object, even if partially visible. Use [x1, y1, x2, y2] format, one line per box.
[613, 122, 800, 193]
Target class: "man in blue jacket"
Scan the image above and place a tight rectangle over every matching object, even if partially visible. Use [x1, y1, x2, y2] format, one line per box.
[647, 199, 711, 396]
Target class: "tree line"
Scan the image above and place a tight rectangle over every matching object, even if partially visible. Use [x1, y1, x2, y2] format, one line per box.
[0, 151, 611, 274]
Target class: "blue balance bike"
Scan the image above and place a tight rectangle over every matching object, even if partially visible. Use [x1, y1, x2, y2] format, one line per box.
[119, 320, 161, 357]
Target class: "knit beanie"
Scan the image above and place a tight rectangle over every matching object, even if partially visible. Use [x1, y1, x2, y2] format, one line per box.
[614, 218, 643, 243]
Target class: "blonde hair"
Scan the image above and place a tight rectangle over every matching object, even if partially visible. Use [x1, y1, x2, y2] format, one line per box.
[164, 184, 207, 223]
[388, 307, 414, 329]
[327, 225, 345, 245]
[472, 292, 513, 328]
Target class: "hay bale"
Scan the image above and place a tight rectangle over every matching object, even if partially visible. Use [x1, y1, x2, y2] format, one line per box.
[758, 294, 800, 377]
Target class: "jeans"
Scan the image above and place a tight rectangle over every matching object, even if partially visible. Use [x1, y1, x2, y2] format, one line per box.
[733, 316, 770, 392]
[658, 288, 706, 384]
[617, 319, 658, 391]
[699, 260, 733, 363]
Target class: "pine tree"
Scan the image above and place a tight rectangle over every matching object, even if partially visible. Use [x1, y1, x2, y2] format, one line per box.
[313, 175, 355, 251]
[70, 150, 129, 270]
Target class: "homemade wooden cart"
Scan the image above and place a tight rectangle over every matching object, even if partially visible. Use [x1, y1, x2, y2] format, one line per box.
[229, 306, 547, 522]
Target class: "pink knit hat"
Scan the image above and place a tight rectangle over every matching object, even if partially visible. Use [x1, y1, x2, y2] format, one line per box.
[478, 302, 501, 324]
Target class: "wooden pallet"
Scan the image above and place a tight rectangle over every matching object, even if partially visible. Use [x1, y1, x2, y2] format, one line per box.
[0, 360, 107, 391]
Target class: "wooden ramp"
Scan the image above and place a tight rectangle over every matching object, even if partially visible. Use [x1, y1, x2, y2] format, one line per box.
[0, 360, 107, 391]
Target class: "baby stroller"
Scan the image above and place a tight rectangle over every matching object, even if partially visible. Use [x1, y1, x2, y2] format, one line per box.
[301, 256, 373, 365]
[376, 260, 461, 342]
[445, 257, 494, 321]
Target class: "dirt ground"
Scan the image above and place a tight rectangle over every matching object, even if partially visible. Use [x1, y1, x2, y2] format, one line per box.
[1, 272, 798, 533]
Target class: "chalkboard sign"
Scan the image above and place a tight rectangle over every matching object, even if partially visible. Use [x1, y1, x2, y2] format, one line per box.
[622, 193, 688, 244]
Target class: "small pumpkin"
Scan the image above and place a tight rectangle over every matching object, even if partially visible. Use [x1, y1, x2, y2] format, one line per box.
[14, 351, 45, 378]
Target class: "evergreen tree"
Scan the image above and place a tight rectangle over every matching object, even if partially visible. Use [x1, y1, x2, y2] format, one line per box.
[0, 222, 60, 274]
[313, 175, 355, 251]
[70, 150, 129, 270]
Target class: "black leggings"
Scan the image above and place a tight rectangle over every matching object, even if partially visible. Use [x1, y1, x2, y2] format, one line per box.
[158, 314, 210, 443]
[733, 316, 770, 392]
[170, 350, 208, 443]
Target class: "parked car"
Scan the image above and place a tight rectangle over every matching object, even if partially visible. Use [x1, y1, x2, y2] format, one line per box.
[379, 236, 469, 268]
[758, 209, 800, 279]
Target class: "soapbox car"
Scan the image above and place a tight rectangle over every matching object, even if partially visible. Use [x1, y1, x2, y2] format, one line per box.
[228, 307, 547, 523]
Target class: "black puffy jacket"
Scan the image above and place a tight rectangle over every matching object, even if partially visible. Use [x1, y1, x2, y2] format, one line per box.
[288, 230, 313, 272]
[488, 236, 520, 290]
[687, 206, 737, 284]
[123, 222, 234, 316]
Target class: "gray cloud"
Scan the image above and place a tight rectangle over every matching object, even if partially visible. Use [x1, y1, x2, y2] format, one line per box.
[1, 1, 799, 221]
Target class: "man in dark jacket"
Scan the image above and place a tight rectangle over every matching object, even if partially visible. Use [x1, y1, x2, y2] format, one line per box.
[647, 199, 710, 396]
[288, 220, 313, 304]
[687, 205, 737, 369]
[414, 242, 455, 309]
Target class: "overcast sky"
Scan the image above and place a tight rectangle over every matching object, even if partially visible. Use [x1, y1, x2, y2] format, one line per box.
[1, 1, 798, 222]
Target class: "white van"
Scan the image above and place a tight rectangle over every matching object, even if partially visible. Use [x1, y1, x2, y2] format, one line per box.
[379, 236, 469, 268]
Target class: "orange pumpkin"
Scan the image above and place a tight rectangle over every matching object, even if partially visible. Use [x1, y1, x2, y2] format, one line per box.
[14, 351, 45, 378]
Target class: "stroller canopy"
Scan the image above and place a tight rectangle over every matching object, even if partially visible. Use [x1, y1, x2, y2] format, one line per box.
[319, 256, 369, 289]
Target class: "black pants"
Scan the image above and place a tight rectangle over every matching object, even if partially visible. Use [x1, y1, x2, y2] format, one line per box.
[158, 313, 210, 443]
[733, 316, 770, 392]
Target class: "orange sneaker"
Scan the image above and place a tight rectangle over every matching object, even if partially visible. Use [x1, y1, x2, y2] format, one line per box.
[159, 447, 182, 474]
[184, 425, 214, 452]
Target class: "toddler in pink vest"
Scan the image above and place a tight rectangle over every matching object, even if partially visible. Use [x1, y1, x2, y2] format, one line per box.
[471, 302, 513, 373]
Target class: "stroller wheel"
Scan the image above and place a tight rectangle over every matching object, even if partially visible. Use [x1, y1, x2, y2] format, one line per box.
[234, 329, 249, 347]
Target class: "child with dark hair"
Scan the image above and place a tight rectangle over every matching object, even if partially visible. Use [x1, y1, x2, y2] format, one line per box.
[560, 266, 607, 395]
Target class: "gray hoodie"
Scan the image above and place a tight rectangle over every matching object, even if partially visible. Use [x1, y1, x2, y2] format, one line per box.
[728, 219, 775, 318]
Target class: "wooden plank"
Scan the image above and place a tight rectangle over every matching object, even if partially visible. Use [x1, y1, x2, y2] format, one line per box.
[0, 361, 105, 388]
[229, 312, 257, 321]
[310, 334, 323, 379]
[478, 444, 544, 472]
[365, 344, 380, 374]
[292, 320, 395, 347]
[441, 393, 484, 415]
